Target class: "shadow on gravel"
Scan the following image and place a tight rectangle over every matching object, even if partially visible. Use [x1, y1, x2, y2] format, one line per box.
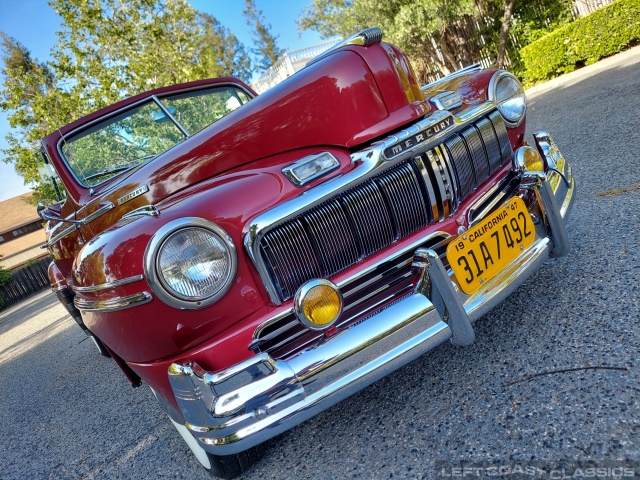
[0, 314, 70, 362]
[0, 292, 59, 337]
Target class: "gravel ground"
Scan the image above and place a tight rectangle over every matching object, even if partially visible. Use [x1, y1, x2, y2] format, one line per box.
[1, 46, 639, 480]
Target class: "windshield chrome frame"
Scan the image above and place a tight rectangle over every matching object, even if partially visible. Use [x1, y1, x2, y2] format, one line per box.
[55, 83, 255, 192]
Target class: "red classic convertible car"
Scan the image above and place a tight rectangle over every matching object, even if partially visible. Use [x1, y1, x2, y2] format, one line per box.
[39, 28, 575, 478]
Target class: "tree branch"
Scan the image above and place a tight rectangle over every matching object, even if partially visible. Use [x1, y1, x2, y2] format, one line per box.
[505, 366, 629, 387]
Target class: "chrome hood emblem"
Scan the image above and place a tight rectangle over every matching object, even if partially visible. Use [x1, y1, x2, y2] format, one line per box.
[384, 114, 455, 159]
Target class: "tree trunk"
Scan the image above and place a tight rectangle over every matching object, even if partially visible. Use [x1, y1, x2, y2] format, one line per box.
[437, 36, 459, 72]
[448, 24, 474, 66]
[497, 0, 517, 69]
[428, 35, 456, 75]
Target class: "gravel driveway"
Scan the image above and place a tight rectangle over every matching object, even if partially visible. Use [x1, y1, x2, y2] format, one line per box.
[1, 46, 638, 479]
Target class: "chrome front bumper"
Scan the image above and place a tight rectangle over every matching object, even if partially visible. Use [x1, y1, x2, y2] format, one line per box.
[168, 132, 575, 455]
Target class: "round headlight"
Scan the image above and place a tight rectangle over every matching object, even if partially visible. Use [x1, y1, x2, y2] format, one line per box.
[490, 72, 526, 127]
[145, 218, 237, 309]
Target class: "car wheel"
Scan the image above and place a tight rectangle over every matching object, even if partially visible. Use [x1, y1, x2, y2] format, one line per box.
[168, 417, 266, 479]
[205, 443, 267, 479]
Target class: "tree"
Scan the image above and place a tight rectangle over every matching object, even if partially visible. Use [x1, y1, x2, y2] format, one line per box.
[0, 255, 11, 287]
[1, 0, 252, 204]
[299, 0, 574, 79]
[496, 0, 517, 68]
[243, 0, 285, 71]
[476, 0, 573, 71]
[0, 33, 62, 203]
[298, 0, 476, 80]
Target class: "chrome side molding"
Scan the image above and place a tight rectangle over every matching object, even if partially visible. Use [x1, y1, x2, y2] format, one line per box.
[121, 205, 160, 221]
[73, 274, 144, 293]
[41, 201, 114, 226]
[74, 292, 153, 312]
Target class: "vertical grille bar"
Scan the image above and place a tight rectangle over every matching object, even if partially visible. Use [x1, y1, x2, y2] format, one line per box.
[461, 126, 490, 183]
[376, 163, 429, 237]
[342, 182, 395, 256]
[444, 134, 475, 199]
[304, 200, 359, 276]
[488, 110, 513, 161]
[261, 219, 322, 299]
[411, 156, 438, 223]
[475, 117, 503, 173]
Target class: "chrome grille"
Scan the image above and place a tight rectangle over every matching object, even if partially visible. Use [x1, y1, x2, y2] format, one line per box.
[444, 135, 475, 199]
[461, 125, 490, 182]
[477, 117, 503, 172]
[260, 219, 322, 298]
[251, 235, 451, 359]
[342, 179, 395, 256]
[305, 200, 359, 276]
[259, 110, 512, 301]
[375, 163, 430, 237]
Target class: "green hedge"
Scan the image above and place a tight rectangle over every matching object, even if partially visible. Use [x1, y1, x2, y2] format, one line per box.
[520, 0, 640, 85]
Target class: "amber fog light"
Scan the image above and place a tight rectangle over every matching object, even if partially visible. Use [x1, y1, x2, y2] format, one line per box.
[294, 279, 343, 330]
[514, 145, 546, 173]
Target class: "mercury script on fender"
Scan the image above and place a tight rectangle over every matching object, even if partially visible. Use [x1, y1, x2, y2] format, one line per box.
[117, 185, 149, 205]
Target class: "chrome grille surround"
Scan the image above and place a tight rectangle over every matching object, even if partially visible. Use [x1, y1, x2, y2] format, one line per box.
[245, 102, 512, 305]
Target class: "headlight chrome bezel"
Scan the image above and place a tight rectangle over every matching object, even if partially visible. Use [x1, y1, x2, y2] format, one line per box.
[144, 217, 237, 310]
[488, 71, 527, 128]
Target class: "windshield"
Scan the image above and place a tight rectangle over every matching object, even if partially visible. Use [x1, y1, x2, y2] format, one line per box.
[61, 86, 252, 187]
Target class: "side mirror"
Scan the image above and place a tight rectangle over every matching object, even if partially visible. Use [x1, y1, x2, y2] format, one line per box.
[37, 200, 62, 222]
[37, 200, 49, 220]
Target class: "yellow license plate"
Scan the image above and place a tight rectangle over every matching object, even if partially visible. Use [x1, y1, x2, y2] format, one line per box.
[446, 197, 535, 294]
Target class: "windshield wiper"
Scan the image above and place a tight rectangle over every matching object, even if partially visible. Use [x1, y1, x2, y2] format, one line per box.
[84, 165, 133, 182]
[84, 154, 158, 186]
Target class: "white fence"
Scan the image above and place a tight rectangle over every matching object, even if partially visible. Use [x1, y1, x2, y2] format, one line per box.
[251, 41, 336, 94]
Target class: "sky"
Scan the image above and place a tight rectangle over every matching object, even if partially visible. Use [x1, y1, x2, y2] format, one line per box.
[0, 0, 328, 202]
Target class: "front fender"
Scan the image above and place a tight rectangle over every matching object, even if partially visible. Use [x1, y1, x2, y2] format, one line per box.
[72, 144, 354, 364]
[421, 68, 526, 149]
[72, 182, 271, 363]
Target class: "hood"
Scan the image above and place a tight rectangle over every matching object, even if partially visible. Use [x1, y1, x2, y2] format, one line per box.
[44, 44, 431, 236]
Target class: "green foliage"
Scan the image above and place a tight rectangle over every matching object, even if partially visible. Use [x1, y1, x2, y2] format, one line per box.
[0, 33, 62, 204]
[298, 0, 476, 80]
[243, 0, 285, 71]
[0, 255, 13, 287]
[0, 269, 11, 286]
[477, 0, 574, 71]
[1, 0, 253, 204]
[520, 0, 640, 85]
[298, 0, 577, 80]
